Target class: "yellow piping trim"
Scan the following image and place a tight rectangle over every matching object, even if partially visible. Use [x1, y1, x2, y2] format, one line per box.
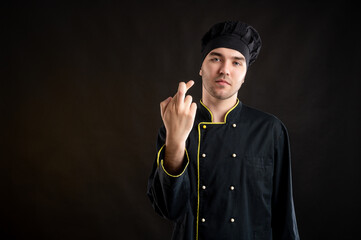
[156, 144, 166, 167]
[200, 99, 239, 123]
[196, 99, 240, 240]
[200, 100, 214, 122]
[196, 123, 201, 240]
[156, 144, 190, 177]
[160, 149, 190, 178]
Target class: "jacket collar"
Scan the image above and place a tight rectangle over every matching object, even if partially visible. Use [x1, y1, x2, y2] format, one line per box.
[197, 98, 242, 123]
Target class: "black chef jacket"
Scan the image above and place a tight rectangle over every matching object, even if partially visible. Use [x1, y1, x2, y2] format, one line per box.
[147, 99, 300, 240]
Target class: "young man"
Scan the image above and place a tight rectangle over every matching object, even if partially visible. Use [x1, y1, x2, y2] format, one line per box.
[147, 21, 300, 240]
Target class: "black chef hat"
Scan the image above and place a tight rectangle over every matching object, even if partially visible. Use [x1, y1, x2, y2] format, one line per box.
[201, 20, 262, 67]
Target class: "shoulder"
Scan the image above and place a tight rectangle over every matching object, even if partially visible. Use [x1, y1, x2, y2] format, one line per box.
[241, 104, 279, 123]
[240, 103, 287, 135]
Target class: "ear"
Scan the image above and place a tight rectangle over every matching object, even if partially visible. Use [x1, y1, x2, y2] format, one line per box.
[199, 68, 202, 76]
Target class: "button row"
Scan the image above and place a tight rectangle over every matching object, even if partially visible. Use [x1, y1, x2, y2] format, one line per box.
[200, 218, 235, 223]
[201, 123, 237, 129]
[200, 153, 237, 158]
[201, 185, 235, 190]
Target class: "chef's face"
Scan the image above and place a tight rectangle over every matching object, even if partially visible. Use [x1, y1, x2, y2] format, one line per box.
[200, 47, 247, 101]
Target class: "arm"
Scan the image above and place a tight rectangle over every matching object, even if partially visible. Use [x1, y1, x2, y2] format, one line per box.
[147, 81, 197, 221]
[272, 122, 300, 240]
[160, 81, 197, 174]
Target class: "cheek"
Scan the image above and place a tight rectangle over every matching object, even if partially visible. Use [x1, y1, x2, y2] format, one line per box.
[237, 80, 244, 88]
[233, 70, 246, 86]
[237, 68, 247, 81]
[201, 67, 212, 79]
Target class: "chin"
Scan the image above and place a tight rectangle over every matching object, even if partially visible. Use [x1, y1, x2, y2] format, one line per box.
[212, 93, 234, 100]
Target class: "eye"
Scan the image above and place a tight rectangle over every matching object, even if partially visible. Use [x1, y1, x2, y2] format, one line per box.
[233, 61, 242, 66]
[211, 57, 221, 62]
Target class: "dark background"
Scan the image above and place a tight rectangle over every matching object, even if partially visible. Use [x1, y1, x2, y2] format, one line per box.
[2, 0, 360, 239]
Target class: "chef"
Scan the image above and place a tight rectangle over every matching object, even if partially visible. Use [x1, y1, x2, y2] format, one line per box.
[147, 20, 300, 240]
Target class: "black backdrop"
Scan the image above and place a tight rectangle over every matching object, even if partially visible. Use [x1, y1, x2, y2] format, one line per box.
[2, 0, 361, 239]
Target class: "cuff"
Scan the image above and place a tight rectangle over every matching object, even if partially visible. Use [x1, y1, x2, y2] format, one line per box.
[157, 144, 190, 178]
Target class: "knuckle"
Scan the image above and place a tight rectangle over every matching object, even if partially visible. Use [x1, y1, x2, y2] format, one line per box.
[176, 107, 184, 114]
[178, 82, 186, 91]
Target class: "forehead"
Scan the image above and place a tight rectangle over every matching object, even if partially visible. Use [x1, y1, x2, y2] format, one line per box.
[207, 47, 245, 60]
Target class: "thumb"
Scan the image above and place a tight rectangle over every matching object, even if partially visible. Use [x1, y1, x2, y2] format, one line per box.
[160, 97, 172, 120]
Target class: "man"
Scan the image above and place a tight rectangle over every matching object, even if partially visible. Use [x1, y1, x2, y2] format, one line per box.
[147, 20, 300, 240]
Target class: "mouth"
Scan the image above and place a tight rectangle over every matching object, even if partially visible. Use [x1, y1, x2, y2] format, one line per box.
[215, 79, 231, 86]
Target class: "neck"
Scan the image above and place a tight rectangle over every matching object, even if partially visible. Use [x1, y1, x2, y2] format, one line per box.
[202, 94, 238, 122]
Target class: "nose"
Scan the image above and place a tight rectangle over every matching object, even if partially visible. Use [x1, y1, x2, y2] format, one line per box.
[219, 61, 230, 76]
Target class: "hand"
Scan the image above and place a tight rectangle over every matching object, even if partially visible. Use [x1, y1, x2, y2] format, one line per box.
[160, 80, 197, 145]
[160, 81, 197, 173]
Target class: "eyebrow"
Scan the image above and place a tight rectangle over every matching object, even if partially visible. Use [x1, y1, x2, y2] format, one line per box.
[209, 51, 245, 62]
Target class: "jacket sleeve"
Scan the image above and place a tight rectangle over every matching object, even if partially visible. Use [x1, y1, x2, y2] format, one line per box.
[272, 122, 300, 240]
[147, 125, 191, 221]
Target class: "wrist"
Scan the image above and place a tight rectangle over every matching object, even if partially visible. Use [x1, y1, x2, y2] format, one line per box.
[164, 140, 186, 175]
[165, 139, 185, 151]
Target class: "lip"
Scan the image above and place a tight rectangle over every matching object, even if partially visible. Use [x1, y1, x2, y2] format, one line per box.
[215, 79, 231, 85]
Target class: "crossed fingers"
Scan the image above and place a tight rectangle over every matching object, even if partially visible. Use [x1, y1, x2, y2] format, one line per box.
[160, 80, 195, 121]
[175, 80, 194, 108]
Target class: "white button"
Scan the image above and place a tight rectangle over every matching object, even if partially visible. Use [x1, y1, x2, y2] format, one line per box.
[232, 153, 237, 158]
[202, 153, 206, 158]
[230, 218, 235, 222]
[232, 123, 237, 128]
[230, 186, 235, 191]
[202, 185, 206, 190]
[201, 218, 206, 222]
